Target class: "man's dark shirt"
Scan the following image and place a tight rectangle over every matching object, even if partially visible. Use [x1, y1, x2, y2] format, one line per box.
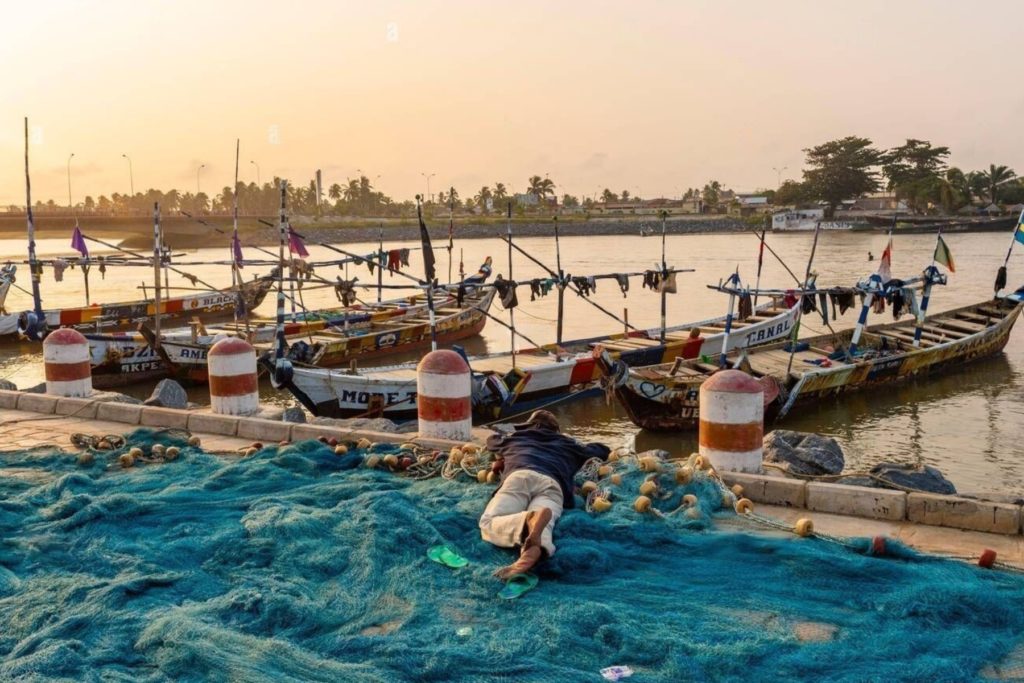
[486, 426, 610, 508]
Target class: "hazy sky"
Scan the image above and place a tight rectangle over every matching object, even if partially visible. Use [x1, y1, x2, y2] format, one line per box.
[3, 0, 1023, 207]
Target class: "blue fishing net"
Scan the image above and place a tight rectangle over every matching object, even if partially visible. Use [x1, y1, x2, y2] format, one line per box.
[1, 429, 1024, 682]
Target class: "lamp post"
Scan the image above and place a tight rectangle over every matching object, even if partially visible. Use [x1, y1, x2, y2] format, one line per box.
[197, 163, 206, 196]
[421, 172, 436, 203]
[772, 166, 788, 188]
[66, 153, 75, 211]
[121, 154, 134, 199]
[250, 160, 261, 187]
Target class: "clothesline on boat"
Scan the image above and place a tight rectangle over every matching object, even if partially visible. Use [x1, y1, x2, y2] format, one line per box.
[705, 273, 930, 297]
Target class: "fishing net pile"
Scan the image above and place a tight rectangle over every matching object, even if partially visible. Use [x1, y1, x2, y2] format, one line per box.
[2, 429, 1024, 681]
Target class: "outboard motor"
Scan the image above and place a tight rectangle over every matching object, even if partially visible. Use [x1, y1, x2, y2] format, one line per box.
[17, 310, 47, 341]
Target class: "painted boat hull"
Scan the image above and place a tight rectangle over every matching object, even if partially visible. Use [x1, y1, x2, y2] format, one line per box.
[600, 296, 1023, 432]
[278, 301, 801, 422]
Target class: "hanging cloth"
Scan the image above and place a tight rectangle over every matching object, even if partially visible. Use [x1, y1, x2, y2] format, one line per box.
[399, 248, 410, 267]
[737, 291, 753, 320]
[817, 291, 829, 325]
[614, 274, 629, 297]
[387, 249, 402, 274]
[334, 277, 357, 306]
[529, 279, 542, 301]
[98, 256, 107, 280]
[52, 258, 68, 282]
[783, 289, 797, 309]
[571, 276, 594, 297]
[890, 288, 906, 319]
[872, 296, 886, 314]
[541, 278, 555, 296]
[801, 294, 816, 315]
[658, 272, 677, 294]
[493, 276, 518, 309]
[904, 288, 919, 318]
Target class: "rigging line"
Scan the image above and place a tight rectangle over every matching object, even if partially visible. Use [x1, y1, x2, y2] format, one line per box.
[81, 234, 224, 293]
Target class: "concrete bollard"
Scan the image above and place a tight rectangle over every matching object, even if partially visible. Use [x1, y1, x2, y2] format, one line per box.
[43, 328, 93, 397]
[698, 369, 763, 473]
[208, 337, 259, 416]
[417, 349, 472, 442]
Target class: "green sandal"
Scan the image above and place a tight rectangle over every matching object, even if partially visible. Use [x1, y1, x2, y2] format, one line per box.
[427, 544, 469, 569]
[498, 573, 538, 600]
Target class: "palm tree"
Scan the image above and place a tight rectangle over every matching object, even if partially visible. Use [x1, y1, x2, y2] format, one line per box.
[621, 190, 631, 202]
[328, 183, 342, 201]
[981, 164, 1016, 204]
[493, 183, 508, 201]
[601, 188, 618, 203]
[527, 175, 555, 200]
[474, 186, 493, 212]
[342, 179, 360, 203]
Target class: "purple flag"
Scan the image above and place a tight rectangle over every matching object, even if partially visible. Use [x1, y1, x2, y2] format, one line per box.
[287, 224, 309, 257]
[232, 234, 244, 268]
[70, 225, 89, 258]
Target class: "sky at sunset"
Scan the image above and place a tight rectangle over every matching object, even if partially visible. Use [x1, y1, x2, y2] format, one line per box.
[3, 0, 1023, 207]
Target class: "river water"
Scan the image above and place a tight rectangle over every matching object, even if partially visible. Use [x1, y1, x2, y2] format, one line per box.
[1, 230, 1022, 497]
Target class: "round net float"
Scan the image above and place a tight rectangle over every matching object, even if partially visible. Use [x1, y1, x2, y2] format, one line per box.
[151, 444, 165, 456]
[398, 455, 415, 470]
[794, 518, 814, 537]
[476, 469, 489, 484]
[328, 437, 339, 447]
[685, 507, 702, 520]
[591, 497, 612, 513]
[164, 446, 180, 461]
[365, 454, 381, 469]
[356, 438, 372, 450]
[334, 445, 349, 456]
[610, 474, 623, 486]
[639, 480, 658, 497]
[486, 471, 498, 484]
[317, 436, 329, 444]
[693, 455, 709, 470]
[461, 443, 480, 454]
[581, 481, 599, 496]
[77, 452, 94, 467]
[639, 456, 662, 473]
[870, 536, 887, 556]
[682, 494, 698, 507]
[675, 466, 693, 484]
[382, 454, 399, 469]
[608, 452, 620, 462]
[449, 448, 464, 465]
[978, 549, 997, 569]
[598, 465, 613, 478]
[128, 447, 143, 459]
[731, 484, 744, 497]
[734, 498, 754, 515]
[119, 453, 135, 468]
[721, 493, 735, 509]
[634, 495, 652, 513]
[418, 454, 433, 465]
[243, 447, 258, 457]
[188, 436, 202, 447]
[96, 438, 113, 451]
[400, 442, 416, 451]
[251, 442, 264, 451]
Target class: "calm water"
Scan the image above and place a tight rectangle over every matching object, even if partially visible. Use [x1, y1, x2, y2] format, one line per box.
[1, 230, 1022, 497]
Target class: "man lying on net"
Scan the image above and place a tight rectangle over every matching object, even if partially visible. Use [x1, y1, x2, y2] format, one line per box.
[479, 410, 610, 579]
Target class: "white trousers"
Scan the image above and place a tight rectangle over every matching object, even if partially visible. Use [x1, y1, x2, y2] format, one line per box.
[479, 469, 564, 557]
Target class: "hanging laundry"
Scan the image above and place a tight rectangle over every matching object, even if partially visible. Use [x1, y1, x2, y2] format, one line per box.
[872, 296, 886, 314]
[904, 288, 919, 318]
[529, 279, 542, 301]
[783, 290, 797, 309]
[399, 248, 410, 267]
[334, 277, 357, 306]
[387, 249, 402, 274]
[493, 275, 518, 309]
[818, 291, 829, 325]
[571, 276, 594, 297]
[658, 272, 677, 294]
[801, 295, 816, 315]
[353, 255, 364, 267]
[98, 256, 107, 280]
[52, 258, 68, 283]
[457, 283, 466, 307]
[890, 288, 906, 319]
[614, 274, 629, 297]
[642, 270, 660, 291]
[737, 291, 753, 320]
[831, 288, 857, 316]
[541, 278, 555, 296]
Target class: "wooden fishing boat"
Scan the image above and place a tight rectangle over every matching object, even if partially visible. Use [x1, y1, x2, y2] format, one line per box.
[275, 298, 801, 422]
[0, 265, 275, 342]
[597, 291, 1023, 432]
[85, 288, 476, 388]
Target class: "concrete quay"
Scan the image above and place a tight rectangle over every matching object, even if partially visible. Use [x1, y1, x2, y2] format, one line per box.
[1, 387, 1022, 569]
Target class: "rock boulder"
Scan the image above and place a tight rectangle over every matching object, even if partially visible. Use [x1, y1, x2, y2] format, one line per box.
[763, 430, 844, 476]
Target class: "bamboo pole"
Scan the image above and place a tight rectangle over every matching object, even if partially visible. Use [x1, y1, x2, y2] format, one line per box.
[554, 215, 564, 345]
[152, 202, 162, 343]
[24, 118, 44, 329]
[785, 222, 823, 375]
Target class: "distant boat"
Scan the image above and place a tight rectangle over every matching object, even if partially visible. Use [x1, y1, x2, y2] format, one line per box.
[772, 209, 852, 232]
[596, 292, 1023, 432]
[273, 299, 801, 422]
[0, 266, 275, 342]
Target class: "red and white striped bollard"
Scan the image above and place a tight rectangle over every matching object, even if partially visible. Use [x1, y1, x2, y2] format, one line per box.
[699, 369, 764, 473]
[208, 337, 260, 416]
[417, 350, 472, 442]
[43, 328, 93, 397]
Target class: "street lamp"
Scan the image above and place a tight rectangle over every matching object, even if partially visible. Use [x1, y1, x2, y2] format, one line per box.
[250, 160, 261, 187]
[197, 164, 206, 195]
[66, 153, 75, 211]
[421, 172, 436, 203]
[772, 166, 788, 188]
[121, 154, 134, 198]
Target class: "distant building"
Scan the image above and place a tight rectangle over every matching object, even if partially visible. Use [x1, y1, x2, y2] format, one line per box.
[729, 194, 772, 217]
[592, 197, 702, 215]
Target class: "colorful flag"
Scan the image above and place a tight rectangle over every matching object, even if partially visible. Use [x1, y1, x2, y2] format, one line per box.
[1016, 208, 1024, 245]
[287, 224, 309, 257]
[934, 234, 955, 273]
[231, 234, 244, 268]
[418, 203, 436, 282]
[877, 235, 892, 283]
[70, 225, 89, 258]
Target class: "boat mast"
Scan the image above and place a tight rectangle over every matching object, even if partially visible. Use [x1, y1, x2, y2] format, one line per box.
[377, 225, 383, 303]
[996, 207, 1023, 294]
[24, 117, 44, 331]
[784, 221, 822, 375]
[753, 217, 768, 306]
[554, 214, 564, 345]
[448, 188, 454, 284]
[507, 202, 516, 368]
[718, 270, 739, 369]
[660, 210, 668, 343]
[152, 202, 162, 343]
[275, 181, 288, 360]
[232, 138, 250, 332]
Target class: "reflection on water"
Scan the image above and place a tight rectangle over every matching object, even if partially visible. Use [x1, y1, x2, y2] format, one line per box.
[1, 230, 1023, 496]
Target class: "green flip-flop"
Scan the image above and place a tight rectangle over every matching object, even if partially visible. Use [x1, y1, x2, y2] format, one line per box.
[498, 573, 539, 600]
[427, 544, 469, 569]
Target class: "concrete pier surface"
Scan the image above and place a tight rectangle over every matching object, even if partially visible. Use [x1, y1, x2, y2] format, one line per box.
[2, 392, 1022, 570]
